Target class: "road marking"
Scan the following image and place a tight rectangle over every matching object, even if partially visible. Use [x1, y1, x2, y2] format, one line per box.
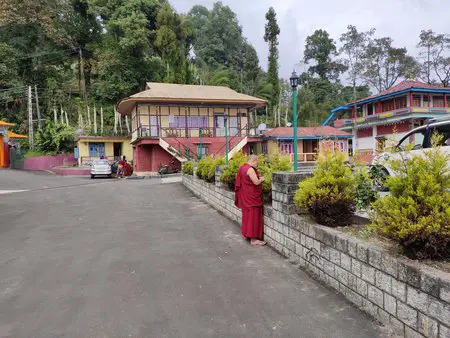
[161, 176, 182, 184]
[0, 190, 29, 195]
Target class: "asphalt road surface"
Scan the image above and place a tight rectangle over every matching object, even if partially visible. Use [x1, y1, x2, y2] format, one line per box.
[0, 170, 387, 337]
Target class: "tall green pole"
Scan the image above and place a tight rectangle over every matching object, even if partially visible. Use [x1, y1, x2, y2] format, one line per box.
[292, 87, 298, 171]
[225, 116, 229, 164]
[199, 127, 202, 160]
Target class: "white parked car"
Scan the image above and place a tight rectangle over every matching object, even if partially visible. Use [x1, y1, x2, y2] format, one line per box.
[370, 116, 450, 190]
[91, 159, 112, 179]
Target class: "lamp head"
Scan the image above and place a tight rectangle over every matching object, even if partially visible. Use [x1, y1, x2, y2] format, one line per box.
[290, 70, 299, 89]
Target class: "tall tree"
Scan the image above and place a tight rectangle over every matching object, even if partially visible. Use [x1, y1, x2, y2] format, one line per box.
[240, 42, 261, 95]
[264, 7, 280, 113]
[339, 25, 374, 113]
[417, 30, 450, 86]
[304, 29, 347, 81]
[90, 0, 165, 102]
[361, 37, 418, 92]
[187, 2, 245, 90]
[155, 2, 191, 84]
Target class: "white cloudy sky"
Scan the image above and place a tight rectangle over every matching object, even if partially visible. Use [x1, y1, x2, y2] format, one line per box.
[171, 0, 450, 81]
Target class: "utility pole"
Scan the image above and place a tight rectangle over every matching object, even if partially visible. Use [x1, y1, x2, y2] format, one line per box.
[28, 86, 34, 149]
[100, 107, 104, 135]
[114, 109, 118, 135]
[93, 106, 97, 134]
[34, 85, 41, 130]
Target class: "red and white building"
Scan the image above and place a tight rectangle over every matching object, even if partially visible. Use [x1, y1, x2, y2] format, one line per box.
[323, 80, 450, 162]
[117, 82, 267, 174]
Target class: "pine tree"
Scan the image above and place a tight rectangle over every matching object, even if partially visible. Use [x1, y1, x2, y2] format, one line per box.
[264, 7, 280, 121]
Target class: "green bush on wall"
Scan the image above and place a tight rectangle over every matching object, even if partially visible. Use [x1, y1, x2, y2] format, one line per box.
[371, 141, 450, 260]
[259, 152, 292, 193]
[220, 152, 247, 190]
[196, 156, 225, 183]
[182, 161, 194, 175]
[294, 150, 355, 227]
[220, 151, 292, 193]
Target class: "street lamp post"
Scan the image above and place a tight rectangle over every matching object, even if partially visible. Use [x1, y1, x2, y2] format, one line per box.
[290, 70, 299, 172]
[224, 115, 229, 164]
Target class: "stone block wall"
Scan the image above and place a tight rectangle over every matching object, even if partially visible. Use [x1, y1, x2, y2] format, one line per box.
[182, 171, 450, 338]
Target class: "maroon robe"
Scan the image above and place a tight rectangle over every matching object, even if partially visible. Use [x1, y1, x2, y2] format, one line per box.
[234, 163, 264, 239]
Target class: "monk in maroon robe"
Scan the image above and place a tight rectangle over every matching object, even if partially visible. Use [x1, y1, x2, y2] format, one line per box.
[234, 155, 266, 246]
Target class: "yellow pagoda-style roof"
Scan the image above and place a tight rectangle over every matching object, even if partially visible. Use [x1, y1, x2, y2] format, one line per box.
[7, 130, 27, 139]
[0, 121, 15, 127]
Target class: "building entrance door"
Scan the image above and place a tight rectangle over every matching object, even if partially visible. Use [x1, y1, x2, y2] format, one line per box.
[113, 143, 121, 159]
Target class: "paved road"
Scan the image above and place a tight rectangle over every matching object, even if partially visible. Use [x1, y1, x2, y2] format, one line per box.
[0, 170, 387, 337]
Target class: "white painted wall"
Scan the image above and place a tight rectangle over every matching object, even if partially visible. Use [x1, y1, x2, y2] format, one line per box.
[357, 137, 376, 150]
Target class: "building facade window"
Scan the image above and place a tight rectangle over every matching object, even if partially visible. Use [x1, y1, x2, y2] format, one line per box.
[196, 144, 209, 157]
[169, 116, 209, 129]
[89, 142, 105, 157]
[395, 96, 407, 109]
[262, 141, 268, 154]
[412, 95, 421, 107]
[433, 96, 445, 108]
[279, 141, 293, 154]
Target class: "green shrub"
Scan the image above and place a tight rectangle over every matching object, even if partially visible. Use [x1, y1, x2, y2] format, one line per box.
[220, 151, 247, 190]
[258, 153, 292, 193]
[294, 150, 355, 227]
[371, 144, 450, 259]
[196, 156, 224, 183]
[196, 157, 208, 179]
[267, 152, 292, 192]
[35, 122, 75, 154]
[354, 167, 378, 210]
[182, 161, 194, 175]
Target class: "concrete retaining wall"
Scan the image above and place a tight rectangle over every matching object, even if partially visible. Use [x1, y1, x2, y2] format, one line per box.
[24, 154, 77, 171]
[183, 171, 450, 338]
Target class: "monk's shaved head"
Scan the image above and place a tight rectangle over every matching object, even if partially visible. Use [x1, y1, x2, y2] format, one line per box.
[248, 154, 258, 162]
[248, 154, 259, 165]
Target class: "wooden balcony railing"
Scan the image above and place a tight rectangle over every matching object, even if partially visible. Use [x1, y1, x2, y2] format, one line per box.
[136, 125, 251, 139]
[288, 153, 318, 163]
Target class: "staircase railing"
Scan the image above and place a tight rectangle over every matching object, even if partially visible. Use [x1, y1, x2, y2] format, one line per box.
[212, 125, 248, 158]
[165, 137, 199, 162]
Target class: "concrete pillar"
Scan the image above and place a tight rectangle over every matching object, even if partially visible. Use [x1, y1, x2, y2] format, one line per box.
[271, 172, 311, 216]
[215, 165, 225, 188]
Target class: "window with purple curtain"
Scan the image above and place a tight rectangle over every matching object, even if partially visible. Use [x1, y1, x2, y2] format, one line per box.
[169, 116, 208, 129]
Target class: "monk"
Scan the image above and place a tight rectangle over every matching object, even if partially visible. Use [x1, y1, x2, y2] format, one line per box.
[234, 154, 266, 246]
